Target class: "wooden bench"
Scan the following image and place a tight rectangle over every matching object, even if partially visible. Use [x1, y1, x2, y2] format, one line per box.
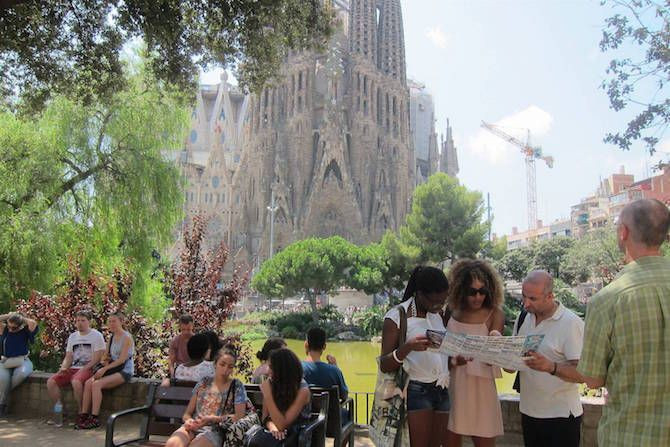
[106, 381, 328, 447]
[243, 383, 329, 447]
[105, 380, 197, 447]
[309, 385, 354, 447]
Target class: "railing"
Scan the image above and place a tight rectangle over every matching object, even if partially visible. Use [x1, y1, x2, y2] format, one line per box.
[350, 391, 374, 426]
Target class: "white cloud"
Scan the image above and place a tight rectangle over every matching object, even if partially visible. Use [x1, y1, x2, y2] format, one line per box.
[425, 27, 448, 49]
[468, 105, 554, 164]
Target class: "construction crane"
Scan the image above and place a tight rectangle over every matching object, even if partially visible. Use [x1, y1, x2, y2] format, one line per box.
[481, 121, 554, 231]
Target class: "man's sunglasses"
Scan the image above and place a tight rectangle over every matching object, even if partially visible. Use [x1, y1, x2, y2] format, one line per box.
[7, 324, 21, 331]
[467, 287, 489, 297]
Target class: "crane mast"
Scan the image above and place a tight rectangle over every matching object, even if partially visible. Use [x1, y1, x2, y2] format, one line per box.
[481, 121, 554, 231]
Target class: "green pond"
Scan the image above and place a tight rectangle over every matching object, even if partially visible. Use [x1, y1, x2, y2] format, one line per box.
[249, 339, 516, 424]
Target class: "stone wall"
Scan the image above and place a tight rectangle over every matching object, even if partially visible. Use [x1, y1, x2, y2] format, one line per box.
[7, 372, 154, 421]
[7, 373, 604, 446]
[495, 394, 603, 447]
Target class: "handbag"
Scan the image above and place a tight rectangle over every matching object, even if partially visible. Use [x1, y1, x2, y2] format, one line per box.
[91, 333, 125, 376]
[369, 304, 410, 447]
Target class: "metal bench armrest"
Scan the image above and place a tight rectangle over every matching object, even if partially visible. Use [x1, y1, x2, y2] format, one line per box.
[105, 405, 151, 447]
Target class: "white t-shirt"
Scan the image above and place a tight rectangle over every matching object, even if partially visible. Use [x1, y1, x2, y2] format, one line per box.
[175, 360, 215, 382]
[66, 329, 106, 369]
[384, 299, 450, 386]
[515, 303, 584, 418]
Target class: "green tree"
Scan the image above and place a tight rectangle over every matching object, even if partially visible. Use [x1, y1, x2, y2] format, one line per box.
[251, 236, 358, 317]
[560, 227, 623, 286]
[497, 246, 535, 282]
[532, 236, 575, 278]
[599, 0, 670, 154]
[1, 1, 332, 111]
[0, 68, 188, 308]
[404, 173, 488, 263]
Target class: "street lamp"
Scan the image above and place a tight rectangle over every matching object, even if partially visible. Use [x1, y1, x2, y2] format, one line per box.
[267, 189, 278, 259]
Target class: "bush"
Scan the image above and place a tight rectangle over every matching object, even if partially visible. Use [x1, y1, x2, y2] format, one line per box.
[353, 305, 386, 337]
[264, 305, 347, 339]
[281, 325, 301, 339]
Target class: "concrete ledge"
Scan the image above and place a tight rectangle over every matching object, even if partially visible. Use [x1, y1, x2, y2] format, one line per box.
[6, 373, 604, 446]
[496, 394, 603, 447]
[7, 371, 157, 420]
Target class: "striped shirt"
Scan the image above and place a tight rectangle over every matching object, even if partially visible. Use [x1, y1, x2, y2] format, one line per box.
[577, 256, 670, 446]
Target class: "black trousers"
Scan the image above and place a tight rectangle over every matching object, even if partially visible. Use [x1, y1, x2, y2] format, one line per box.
[521, 413, 581, 447]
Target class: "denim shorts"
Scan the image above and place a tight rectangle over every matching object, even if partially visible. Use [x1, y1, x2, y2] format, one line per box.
[406, 380, 450, 413]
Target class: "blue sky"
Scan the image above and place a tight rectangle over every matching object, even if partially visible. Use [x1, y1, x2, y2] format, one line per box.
[202, 0, 663, 237]
[401, 0, 665, 236]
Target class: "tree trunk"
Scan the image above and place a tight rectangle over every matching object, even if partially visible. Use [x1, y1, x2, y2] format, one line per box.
[307, 290, 318, 321]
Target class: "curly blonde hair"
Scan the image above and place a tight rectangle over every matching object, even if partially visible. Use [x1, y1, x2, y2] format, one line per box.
[447, 259, 504, 311]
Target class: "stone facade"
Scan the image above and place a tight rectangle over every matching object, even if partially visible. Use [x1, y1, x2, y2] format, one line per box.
[179, 0, 415, 266]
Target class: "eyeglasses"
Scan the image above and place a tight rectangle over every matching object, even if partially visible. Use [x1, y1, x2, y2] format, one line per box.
[467, 287, 489, 297]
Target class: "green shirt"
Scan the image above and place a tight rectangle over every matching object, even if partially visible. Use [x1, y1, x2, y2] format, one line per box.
[578, 256, 670, 447]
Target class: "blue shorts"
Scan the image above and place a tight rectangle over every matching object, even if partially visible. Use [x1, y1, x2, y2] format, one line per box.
[406, 380, 450, 413]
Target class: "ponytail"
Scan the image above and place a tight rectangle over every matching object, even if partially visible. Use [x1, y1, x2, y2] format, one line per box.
[403, 266, 422, 300]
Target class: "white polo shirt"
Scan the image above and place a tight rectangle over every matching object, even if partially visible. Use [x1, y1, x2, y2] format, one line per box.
[515, 303, 584, 418]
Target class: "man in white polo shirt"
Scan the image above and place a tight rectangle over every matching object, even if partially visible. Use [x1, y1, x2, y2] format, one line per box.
[515, 270, 585, 447]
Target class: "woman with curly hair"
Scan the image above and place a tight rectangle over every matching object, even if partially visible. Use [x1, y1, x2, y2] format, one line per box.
[246, 348, 311, 446]
[446, 259, 505, 447]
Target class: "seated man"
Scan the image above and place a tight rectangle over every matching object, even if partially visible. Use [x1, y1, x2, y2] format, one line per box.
[301, 327, 350, 424]
[46, 309, 105, 426]
[168, 314, 194, 377]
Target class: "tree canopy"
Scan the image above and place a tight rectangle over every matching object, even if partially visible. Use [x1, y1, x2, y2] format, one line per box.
[404, 173, 489, 263]
[0, 0, 332, 111]
[251, 236, 358, 315]
[0, 66, 188, 308]
[600, 0, 670, 154]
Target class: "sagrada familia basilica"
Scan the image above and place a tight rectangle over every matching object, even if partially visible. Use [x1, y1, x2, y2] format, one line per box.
[178, 0, 458, 267]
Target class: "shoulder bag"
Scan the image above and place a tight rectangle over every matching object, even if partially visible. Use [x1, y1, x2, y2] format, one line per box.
[369, 304, 410, 447]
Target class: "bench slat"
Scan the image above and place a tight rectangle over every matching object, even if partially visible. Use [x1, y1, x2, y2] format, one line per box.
[156, 386, 194, 401]
[152, 403, 187, 419]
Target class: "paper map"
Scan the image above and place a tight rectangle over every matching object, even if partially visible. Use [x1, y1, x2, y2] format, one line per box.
[426, 329, 545, 371]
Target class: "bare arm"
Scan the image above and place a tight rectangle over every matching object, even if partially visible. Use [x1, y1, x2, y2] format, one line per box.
[85, 349, 105, 370]
[489, 308, 505, 334]
[379, 318, 430, 373]
[182, 392, 197, 422]
[25, 317, 38, 332]
[525, 355, 593, 384]
[60, 351, 74, 371]
[168, 340, 177, 377]
[262, 381, 310, 431]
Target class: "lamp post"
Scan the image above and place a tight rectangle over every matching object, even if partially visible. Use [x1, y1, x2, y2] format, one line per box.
[267, 189, 278, 259]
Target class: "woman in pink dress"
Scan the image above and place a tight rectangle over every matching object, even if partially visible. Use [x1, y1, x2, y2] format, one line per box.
[446, 259, 505, 447]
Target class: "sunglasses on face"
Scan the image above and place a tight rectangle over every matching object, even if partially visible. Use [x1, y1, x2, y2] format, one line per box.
[467, 287, 489, 297]
[7, 324, 20, 331]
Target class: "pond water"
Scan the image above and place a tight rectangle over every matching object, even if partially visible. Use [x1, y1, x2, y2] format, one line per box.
[249, 339, 516, 423]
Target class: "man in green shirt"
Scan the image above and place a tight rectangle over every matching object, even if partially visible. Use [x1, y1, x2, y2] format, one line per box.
[577, 198, 670, 446]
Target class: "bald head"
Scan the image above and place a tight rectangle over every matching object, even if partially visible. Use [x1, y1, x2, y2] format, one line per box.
[620, 199, 670, 248]
[523, 270, 554, 295]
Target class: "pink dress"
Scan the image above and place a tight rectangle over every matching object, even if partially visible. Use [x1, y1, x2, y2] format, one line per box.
[447, 315, 504, 438]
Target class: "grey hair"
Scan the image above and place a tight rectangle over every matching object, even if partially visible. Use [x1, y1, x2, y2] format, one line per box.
[620, 199, 670, 247]
[8, 313, 25, 327]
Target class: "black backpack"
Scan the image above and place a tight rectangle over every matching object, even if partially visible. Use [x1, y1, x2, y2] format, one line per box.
[512, 309, 528, 393]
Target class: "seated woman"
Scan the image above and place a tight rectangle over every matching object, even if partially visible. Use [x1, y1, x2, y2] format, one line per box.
[247, 348, 311, 446]
[251, 337, 286, 384]
[162, 333, 215, 386]
[0, 312, 39, 416]
[77, 311, 134, 429]
[165, 347, 259, 447]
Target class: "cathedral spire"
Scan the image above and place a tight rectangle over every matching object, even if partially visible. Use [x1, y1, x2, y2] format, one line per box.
[377, 0, 406, 84]
[349, 0, 378, 64]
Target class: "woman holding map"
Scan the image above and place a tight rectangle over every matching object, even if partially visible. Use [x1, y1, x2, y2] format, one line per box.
[446, 259, 505, 447]
[379, 266, 451, 447]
